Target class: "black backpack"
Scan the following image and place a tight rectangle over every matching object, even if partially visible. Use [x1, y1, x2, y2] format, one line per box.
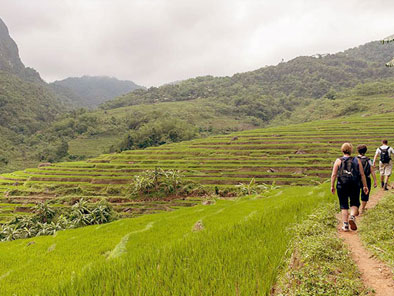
[380, 147, 391, 164]
[357, 156, 371, 177]
[338, 157, 359, 185]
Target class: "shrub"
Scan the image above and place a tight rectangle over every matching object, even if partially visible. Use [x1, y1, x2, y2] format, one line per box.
[129, 169, 205, 199]
[0, 199, 117, 242]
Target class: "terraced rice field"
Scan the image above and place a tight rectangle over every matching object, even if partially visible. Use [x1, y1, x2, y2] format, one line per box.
[1, 112, 393, 222]
[0, 185, 332, 295]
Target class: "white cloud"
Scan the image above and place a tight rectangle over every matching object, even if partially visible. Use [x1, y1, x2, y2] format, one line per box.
[1, 0, 394, 86]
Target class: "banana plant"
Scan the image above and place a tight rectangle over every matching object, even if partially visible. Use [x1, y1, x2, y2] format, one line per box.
[36, 222, 56, 236]
[237, 179, 280, 196]
[34, 201, 56, 223]
[1, 225, 22, 241]
[236, 178, 258, 195]
[72, 198, 91, 215]
[161, 169, 184, 196]
[90, 203, 112, 224]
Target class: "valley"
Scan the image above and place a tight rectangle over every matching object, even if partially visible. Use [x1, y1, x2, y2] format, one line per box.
[0, 11, 394, 296]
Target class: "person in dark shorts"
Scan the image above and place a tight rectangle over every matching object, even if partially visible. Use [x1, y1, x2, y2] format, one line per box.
[357, 144, 377, 214]
[331, 143, 368, 232]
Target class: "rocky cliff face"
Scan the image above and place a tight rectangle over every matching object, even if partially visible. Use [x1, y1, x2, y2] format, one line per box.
[0, 17, 42, 82]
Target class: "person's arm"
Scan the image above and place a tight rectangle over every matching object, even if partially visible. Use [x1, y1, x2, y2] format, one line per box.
[369, 159, 377, 188]
[372, 148, 379, 167]
[371, 167, 377, 188]
[331, 159, 340, 194]
[358, 158, 369, 194]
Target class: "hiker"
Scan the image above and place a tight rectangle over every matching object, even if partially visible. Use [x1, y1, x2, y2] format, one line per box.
[331, 143, 368, 232]
[373, 140, 394, 191]
[357, 144, 377, 214]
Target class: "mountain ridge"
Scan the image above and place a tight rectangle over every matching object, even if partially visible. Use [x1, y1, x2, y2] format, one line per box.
[50, 75, 144, 108]
[101, 40, 394, 110]
[0, 18, 43, 83]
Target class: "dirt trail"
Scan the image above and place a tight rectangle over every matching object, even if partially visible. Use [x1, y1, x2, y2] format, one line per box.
[337, 189, 394, 296]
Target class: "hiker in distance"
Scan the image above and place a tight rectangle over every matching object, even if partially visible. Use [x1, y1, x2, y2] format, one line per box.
[357, 144, 377, 214]
[373, 139, 393, 191]
[331, 143, 369, 232]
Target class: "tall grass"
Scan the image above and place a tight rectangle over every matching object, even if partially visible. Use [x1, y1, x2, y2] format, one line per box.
[359, 191, 394, 268]
[37, 185, 332, 296]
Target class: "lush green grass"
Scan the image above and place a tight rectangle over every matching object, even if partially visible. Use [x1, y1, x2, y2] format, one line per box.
[359, 190, 394, 268]
[275, 202, 370, 295]
[1, 112, 393, 221]
[65, 97, 262, 158]
[270, 94, 394, 127]
[0, 185, 332, 295]
[68, 134, 120, 158]
[65, 92, 394, 161]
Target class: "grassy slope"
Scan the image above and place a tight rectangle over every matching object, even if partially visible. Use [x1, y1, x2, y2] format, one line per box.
[102, 41, 394, 110]
[275, 202, 369, 295]
[67, 97, 261, 157]
[270, 93, 394, 127]
[2, 39, 394, 172]
[1, 112, 393, 294]
[1, 112, 394, 223]
[0, 186, 332, 295]
[70, 92, 394, 159]
[360, 191, 394, 268]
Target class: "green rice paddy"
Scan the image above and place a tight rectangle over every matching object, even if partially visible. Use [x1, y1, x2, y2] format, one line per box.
[1, 112, 394, 295]
[0, 185, 332, 295]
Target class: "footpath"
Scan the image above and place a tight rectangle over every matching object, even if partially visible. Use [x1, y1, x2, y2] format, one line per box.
[338, 189, 394, 296]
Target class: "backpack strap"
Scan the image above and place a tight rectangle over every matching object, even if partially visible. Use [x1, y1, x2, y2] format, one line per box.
[360, 156, 370, 171]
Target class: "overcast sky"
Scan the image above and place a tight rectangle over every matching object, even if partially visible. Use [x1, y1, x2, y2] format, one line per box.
[1, 0, 393, 86]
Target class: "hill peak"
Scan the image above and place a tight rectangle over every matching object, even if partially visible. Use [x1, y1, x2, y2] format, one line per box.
[0, 17, 42, 82]
[50, 75, 145, 108]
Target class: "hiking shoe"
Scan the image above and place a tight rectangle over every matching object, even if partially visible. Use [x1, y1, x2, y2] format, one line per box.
[384, 183, 389, 191]
[342, 222, 349, 232]
[349, 216, 357, 231]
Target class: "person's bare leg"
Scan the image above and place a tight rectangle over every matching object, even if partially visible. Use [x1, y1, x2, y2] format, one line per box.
[360, 201, 367, 214]
[350, 206, 358, 217]
[348, 206, 358, 230]
[384, 175, 389, 190]
[341, 209, 349, 223]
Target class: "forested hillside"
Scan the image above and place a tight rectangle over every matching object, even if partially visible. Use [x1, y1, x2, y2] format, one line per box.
[1, 15, 394, 174]
[102, 41, 394, 110]
[0, 18, 67, 172]
[0, 18, 42, 83]
[51, 76, 144, 108]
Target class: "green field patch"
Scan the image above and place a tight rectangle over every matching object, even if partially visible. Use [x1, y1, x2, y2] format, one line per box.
[0, 185, 333, 295]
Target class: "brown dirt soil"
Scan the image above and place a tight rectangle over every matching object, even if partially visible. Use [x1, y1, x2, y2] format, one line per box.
[337, 189, 394, 296]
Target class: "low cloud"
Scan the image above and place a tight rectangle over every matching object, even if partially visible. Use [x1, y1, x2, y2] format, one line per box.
[2, 0, 394, 86]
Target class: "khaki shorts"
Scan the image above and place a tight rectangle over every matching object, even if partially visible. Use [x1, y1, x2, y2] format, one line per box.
[379, 161, 393, 176]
